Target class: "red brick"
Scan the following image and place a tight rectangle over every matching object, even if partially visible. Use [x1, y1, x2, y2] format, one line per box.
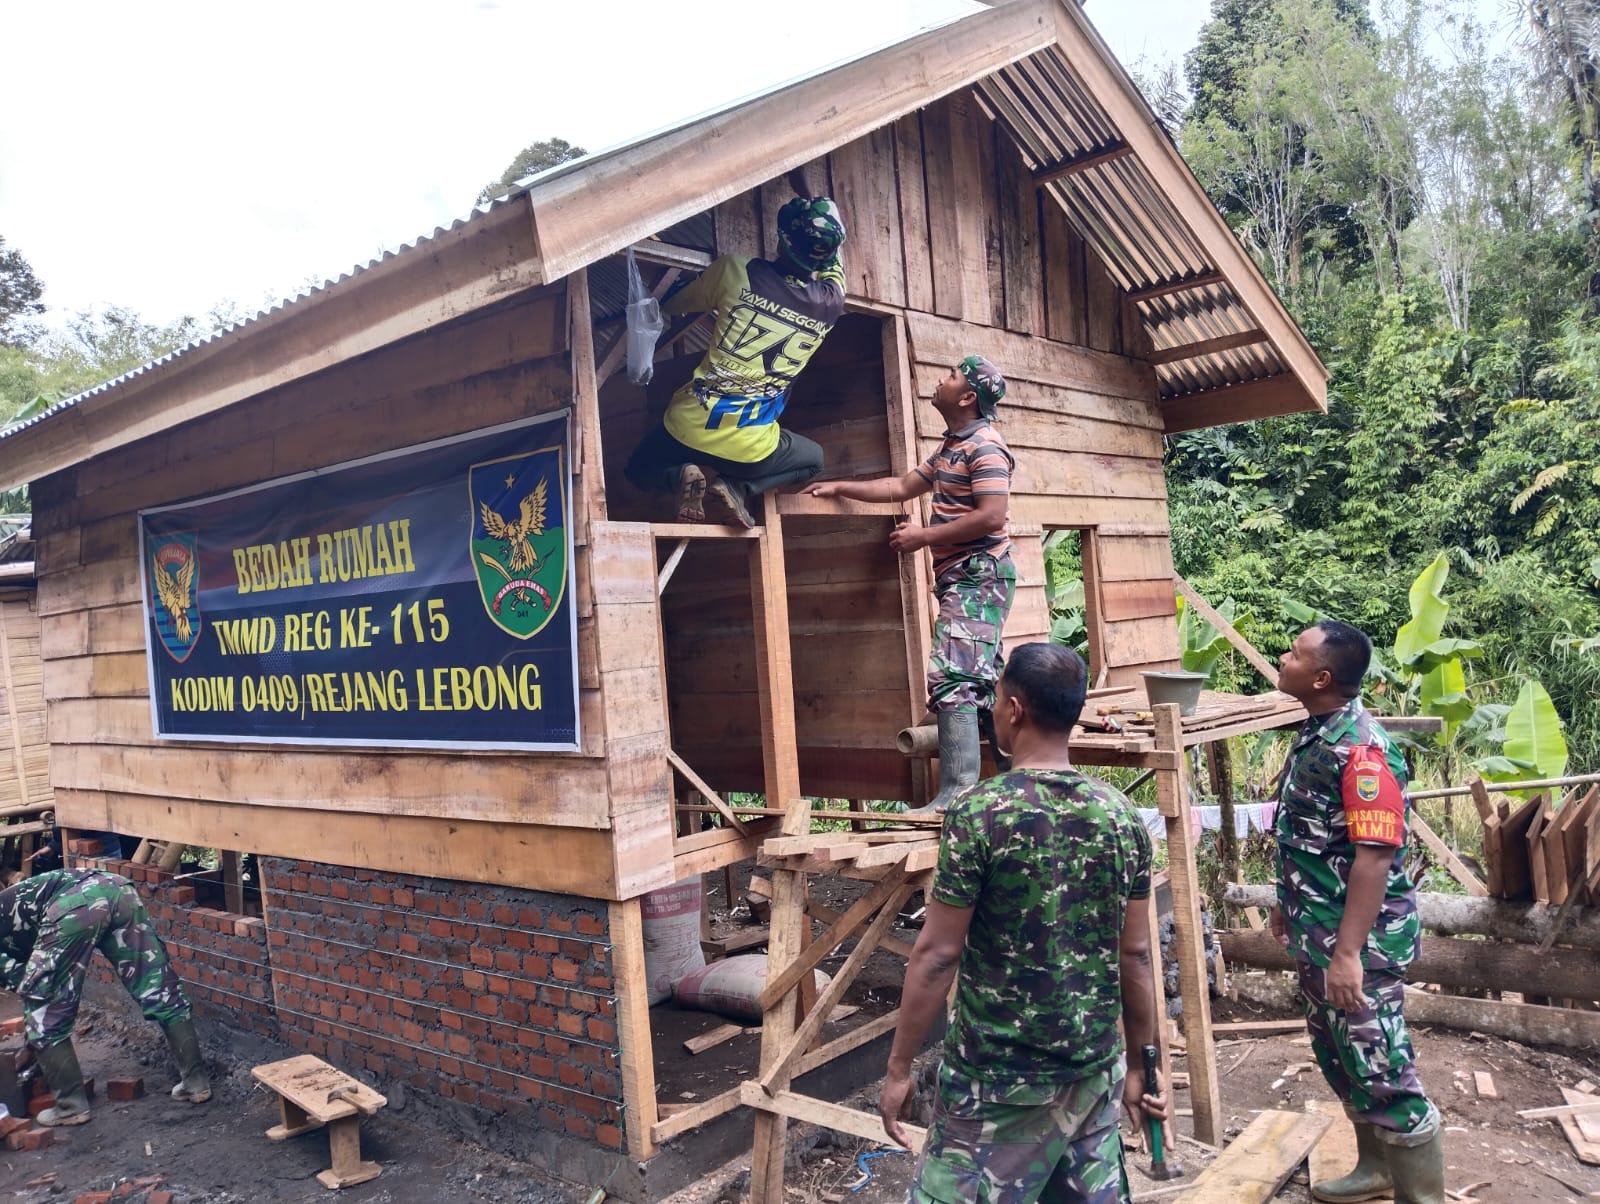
[7, 1125, 52, 1150]
[67, 839, 105, 855]
[0, 1114, 28, 1136]
[107, 1077, 146, 1100]
[148, 1193, 176, 1204]
[72, 1192, 111, 1204]
[28, 1093, 55, 1116]
[0, 1016, 22, 1037]
[168, 885, 197, 905]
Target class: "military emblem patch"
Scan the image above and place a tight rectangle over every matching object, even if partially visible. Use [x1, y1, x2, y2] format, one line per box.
[149, 532, 202, 663]
[469, 444, 568, 639]
[1355, 771, 1381, 803]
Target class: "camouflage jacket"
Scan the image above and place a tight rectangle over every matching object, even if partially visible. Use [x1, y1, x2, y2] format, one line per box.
[0, 870, 77, 990]
[1274, 699, 1420, 971]
[933, 768, 1152, 1099]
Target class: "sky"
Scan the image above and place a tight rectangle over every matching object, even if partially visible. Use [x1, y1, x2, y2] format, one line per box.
[1, 0, 1511, 332]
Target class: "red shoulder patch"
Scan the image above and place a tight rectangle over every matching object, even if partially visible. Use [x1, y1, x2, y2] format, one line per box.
[1342, 744, 1405, 847]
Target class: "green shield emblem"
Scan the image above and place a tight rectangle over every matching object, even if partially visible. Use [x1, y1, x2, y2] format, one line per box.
[469, 444, 568, 639]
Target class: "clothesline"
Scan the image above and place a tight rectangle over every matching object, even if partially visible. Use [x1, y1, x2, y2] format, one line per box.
[1136, 801, 1277, 842]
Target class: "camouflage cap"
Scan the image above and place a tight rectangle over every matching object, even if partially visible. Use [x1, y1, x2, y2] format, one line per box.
[776, 196, 846, 274]
[959, 355, 1006, 418]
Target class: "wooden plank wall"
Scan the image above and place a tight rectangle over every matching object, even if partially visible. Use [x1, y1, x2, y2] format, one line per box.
[29, 285, 646, 895]
[0, 586, 51, 815]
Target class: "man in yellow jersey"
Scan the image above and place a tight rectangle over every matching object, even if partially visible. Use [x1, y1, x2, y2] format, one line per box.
[624, 196, 847, 527]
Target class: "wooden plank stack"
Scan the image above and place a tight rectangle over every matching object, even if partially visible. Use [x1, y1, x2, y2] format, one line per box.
[1475, 780, 1600, 906]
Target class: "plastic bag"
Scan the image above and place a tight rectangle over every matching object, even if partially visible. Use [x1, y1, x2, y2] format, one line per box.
[625, 247, 664, 386]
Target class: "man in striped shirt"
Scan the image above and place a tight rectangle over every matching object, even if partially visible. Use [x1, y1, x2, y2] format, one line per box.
[803, 356, 1014, 811]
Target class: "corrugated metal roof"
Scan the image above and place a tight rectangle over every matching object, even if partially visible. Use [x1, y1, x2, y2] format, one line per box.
[976, 49, 1294, 401]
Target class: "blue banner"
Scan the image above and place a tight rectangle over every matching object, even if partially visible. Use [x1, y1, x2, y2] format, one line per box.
[139, 411, 580, 750]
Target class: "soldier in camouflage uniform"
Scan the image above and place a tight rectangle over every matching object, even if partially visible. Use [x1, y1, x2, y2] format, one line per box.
[1273, 621, 1444, 1204]
[804, 355, 1013, 810]
[0, 868, 211, 1125]
[879, 643, 1167, 1202]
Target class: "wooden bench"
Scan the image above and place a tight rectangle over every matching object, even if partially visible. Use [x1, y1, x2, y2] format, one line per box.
[251, 1055, 387, 1189]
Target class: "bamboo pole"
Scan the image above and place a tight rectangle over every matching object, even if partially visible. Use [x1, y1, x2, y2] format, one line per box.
[1408, 773, 1600, 801]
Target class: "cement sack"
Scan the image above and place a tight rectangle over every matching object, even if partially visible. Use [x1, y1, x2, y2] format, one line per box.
[641, 877, 706, 1005]
[673, 954, 832, 1024]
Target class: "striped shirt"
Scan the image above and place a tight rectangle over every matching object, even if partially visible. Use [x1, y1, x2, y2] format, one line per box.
[915, 419, 1014, 580]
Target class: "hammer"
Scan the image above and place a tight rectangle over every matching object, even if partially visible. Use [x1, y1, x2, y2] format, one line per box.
[1141, 1044, 1181, 1182]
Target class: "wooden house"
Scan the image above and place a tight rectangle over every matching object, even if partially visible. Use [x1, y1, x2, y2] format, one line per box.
[0, 2, 1325, 1198]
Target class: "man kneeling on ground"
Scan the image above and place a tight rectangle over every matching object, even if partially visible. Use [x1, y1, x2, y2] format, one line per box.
[880, 642, 1167, 1203]
[2, 867, 211, 1125]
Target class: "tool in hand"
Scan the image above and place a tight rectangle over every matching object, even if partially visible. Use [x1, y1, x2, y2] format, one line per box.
[1141, 1044, 1181, 1182]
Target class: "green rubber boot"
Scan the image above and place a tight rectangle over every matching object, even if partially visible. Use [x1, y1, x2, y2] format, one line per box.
[1384, 1127, 1445, 1204]
[1312, 1122, 1393, 1203]
[908, 711, 980, 815]
[163, 1018, 212, 1104]
[34, 1040, 91, 1126]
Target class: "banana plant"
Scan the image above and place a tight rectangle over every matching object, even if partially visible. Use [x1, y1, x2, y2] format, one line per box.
[1392, 553, 1481, 741]
[1479, 680, 1567, 785]
[1177, 594, 1249, 682]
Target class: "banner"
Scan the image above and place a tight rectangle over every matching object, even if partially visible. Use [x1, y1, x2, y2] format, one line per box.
[140, 411, 580, 751]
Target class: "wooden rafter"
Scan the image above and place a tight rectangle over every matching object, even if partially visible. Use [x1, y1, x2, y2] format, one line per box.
[1127, 270, 1226, 303]
[1158, 375, 1316, 434]
[1031, 141, 1132, 186]
[656, 539, 691, 592]
[1172, 573, 1280, 685]
[740, 1084, 928, 1153]
[667, 749, 749, 836]
[1147, 328, 1270, 366]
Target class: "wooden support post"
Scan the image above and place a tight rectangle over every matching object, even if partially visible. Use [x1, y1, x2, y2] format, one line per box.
[608, 897, 658, 1159]
[1155, 704, 1221, 1144]
[883, 315, 934, 803]
[569, 267, 605, 530]
[221, 850, 245, 914]
[750, 491, 807, 1204]
[1207, 740, 1238, 887]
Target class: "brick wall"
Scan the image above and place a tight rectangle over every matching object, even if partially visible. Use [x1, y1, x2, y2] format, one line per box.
[66, 849, 277, 1040]
[257, 859, 625, 1156]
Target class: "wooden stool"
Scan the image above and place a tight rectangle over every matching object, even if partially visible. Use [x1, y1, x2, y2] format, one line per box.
[251, 1055, 387, 1189]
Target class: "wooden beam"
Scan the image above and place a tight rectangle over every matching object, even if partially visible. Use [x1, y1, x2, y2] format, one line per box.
[1171, 573, 1280, 687]
[526, 0, 1056, 284]
[569, 269, 605, 529]
[758, 881, 919, 1094]
[1147, 329, 1271, 366]
[1408, 812, 1487, 896]
[628, 240, 712, 271]
[607, 897, 658, 1159]
[1032, 142, 1133, 186]
[1049, 1, 1327, 410]
[740, 1083, 926, 1153]
[666, 749, 749, 836]
[657, 538, 691, 592]
[1156, 704, 1221, 1145]
[758, 868, 911, 1011]
[1127, 271, 1226, 303]
[1159, 375, 1320, 434]
[1176, 1109, 1331, 1204]
[772, 494, 903, 518]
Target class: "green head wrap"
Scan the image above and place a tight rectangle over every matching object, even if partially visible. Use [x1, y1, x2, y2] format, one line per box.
[959, 355, 1006, 418]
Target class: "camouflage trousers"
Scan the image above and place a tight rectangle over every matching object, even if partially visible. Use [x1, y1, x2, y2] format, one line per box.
[19, 871, 191, 1049]
[911, 1059, 1131, 1204]
[1296, 958, 1434, 1136]
[927, 553, 1016, 714]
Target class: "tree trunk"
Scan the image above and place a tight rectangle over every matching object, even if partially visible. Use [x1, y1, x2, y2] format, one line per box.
[1219, 929, 1600, 1001]
[1223, 884, 1600, 952]
[1208, 741, 1239, 886]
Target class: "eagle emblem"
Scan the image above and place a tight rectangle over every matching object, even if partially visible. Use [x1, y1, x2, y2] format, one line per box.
[148, 534, 202, 662]
[478, 477, 548, 575]
[469, 449, 567, 640]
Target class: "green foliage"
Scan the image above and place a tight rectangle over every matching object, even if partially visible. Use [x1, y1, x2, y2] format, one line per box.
[476, 137, 587, 206]
[1169, 0, 1600, 780]
[1177, 594, 1249, 680]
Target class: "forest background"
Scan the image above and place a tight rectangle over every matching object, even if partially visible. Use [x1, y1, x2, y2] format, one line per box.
[0, 0, 1596, 791]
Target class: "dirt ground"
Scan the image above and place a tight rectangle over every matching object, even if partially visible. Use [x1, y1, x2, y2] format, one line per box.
[0, 997, 586, 1204]
[9, 871, 1600, 1203]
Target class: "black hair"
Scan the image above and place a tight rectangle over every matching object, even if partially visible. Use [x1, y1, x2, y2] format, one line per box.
[1314, 619, 1372, 696]
[1001, 642, 1088, 731]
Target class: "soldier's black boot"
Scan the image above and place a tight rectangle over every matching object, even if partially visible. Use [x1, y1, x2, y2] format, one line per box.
[908, 712, 980, 815]
[34, 1040, 92, 1126]
[1312, 1121, 1392, 1202]
[163, 1018, 212, 1103]
[978, 709, 1011, 772]
[1382, 1126, 1445, 1204]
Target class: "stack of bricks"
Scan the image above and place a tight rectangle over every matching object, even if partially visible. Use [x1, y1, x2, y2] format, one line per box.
[259, 859, 625, 1151]
[64, 847, 278, 1040]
